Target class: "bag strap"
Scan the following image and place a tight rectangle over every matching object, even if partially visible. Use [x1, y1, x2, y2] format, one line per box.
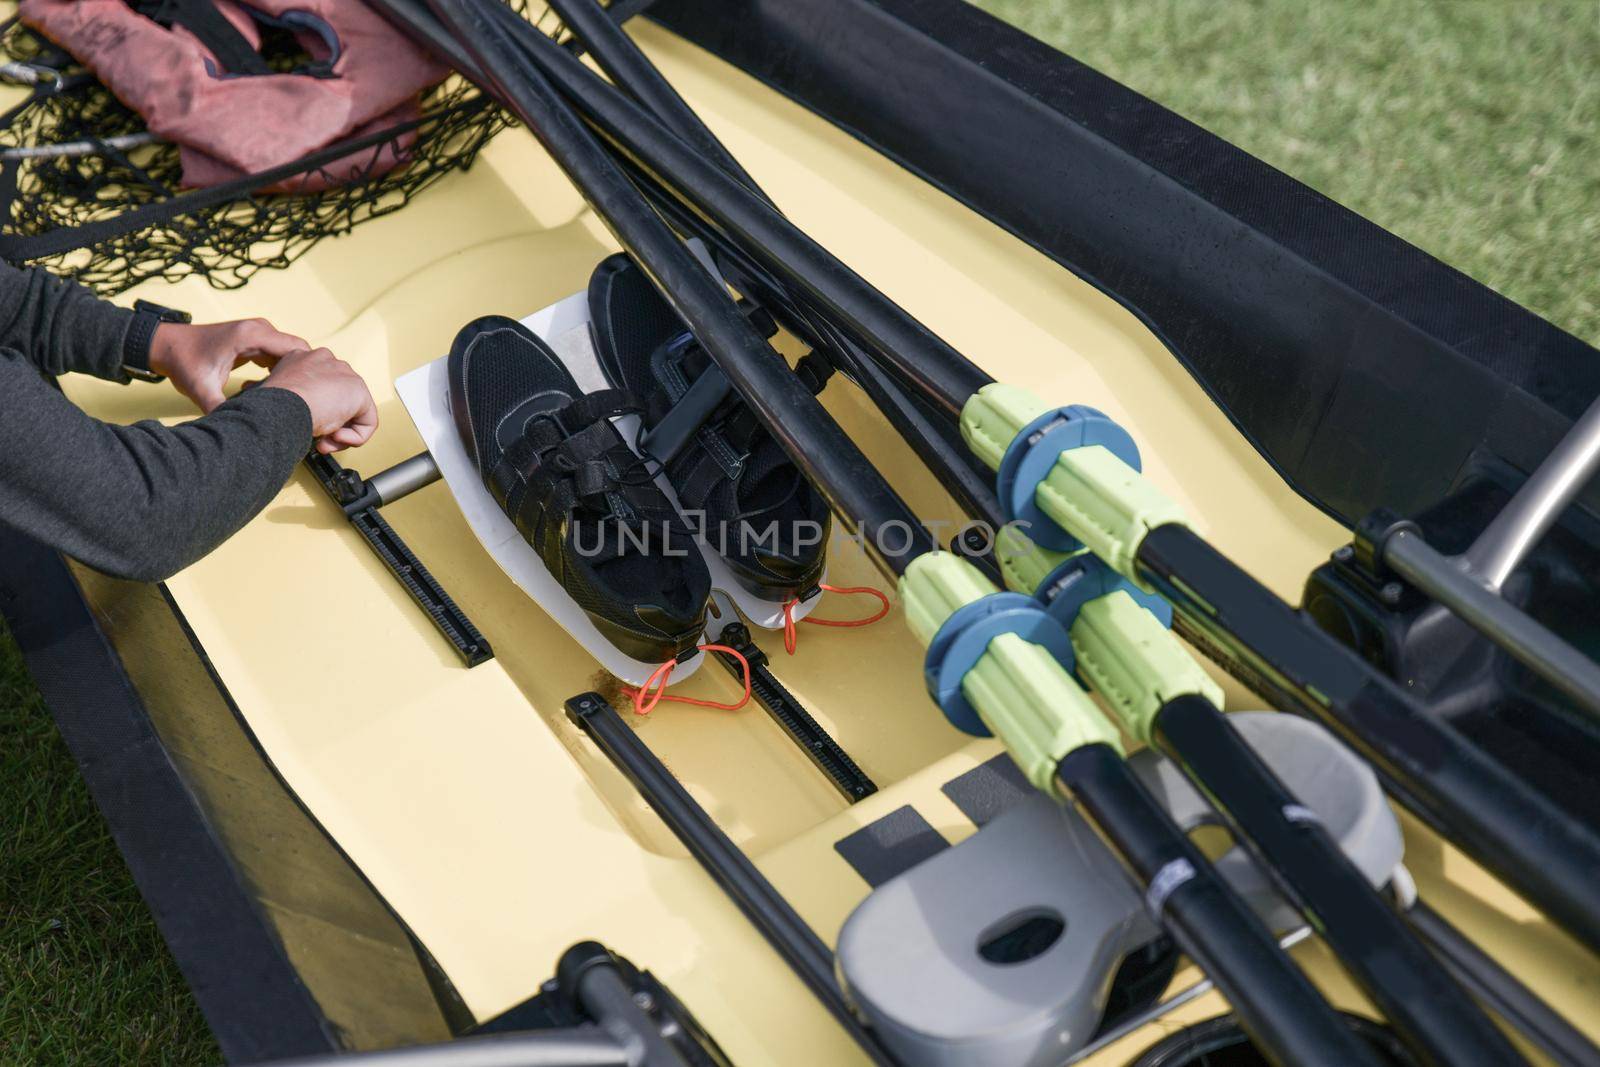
[134, 0, 273, 77]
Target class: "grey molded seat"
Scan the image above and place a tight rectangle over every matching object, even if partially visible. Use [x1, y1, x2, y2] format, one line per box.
[836, 712, 1402, 1067]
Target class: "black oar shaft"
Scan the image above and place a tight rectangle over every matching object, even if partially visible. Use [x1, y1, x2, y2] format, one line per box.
[615, 133, 1006, 529]
[423, 0, 934, 577]
[1152, 695, 1522, 1067]
[1406, 900, 1600, 1067]
[542, 0, 763, 195]
[542, 0, 1007, 530]
[1137, 523, 1600, 954]
[1057, 744, 1381, 1067]
[482, 0, 993, 416]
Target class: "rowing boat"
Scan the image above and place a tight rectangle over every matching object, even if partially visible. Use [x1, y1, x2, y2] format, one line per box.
[4, 2, 1598, 1064]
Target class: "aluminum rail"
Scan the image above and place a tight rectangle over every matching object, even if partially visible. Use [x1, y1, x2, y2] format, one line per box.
[1382, 528, 1600, 720]
[1462, 392, 1600, 591]
[366, 451, 443, 507]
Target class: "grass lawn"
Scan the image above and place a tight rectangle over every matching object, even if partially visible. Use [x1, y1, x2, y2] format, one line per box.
[2, 2, 1596, 1062]
[0, 622, 218, 1065]
[975, 0, 1600, 347]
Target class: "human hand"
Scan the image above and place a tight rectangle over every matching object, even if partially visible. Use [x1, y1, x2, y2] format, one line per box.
[148, 317, 311, 413]
[255, 347, 379, 454]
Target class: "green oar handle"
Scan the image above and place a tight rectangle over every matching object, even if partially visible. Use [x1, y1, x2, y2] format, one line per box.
[1072, 591, 1223, 743]
[963, 383, 1186, 585]
[992, 523, 1222, 744]
[901, 552, 1123, 790]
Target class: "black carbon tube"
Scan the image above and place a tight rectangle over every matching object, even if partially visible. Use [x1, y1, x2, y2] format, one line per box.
[1153, 694, 1522, 1067]
[1057, 744, 1381, 1067]
[542, 0, 762, 194]
[420, 0, 935, 576]
[541, 0, 1005, 528]
[564, 694, 894, 1065]
[480, 0, 994, 416]
[1138, 523, 1600, 956]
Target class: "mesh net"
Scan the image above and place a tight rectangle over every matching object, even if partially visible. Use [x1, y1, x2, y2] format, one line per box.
[0, 3, 569, 296]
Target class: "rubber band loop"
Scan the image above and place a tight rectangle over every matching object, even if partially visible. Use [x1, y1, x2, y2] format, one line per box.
[781, 583, 892, 654]
[620, 643, 752, 715]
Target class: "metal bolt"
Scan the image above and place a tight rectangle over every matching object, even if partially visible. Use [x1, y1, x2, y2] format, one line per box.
[1332, 545, 1354, 564]
[332, 468, 366, 505]
[1379, 581, 1404, 606]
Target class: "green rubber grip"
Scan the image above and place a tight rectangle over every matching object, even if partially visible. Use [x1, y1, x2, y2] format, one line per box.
[1037, 446, 1188, 585]
[959, 382, 1051, 471]
[1071, 590, 1224, 744]
[994, 522, 1076, 595]
[960, 383, 1189, 586]
[899, 550, 1000, 646]
[900, 552, 1124, 791]
[964, 633, 1125, 790]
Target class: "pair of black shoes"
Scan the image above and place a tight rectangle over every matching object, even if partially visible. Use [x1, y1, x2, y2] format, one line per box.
[448, 254, 830, 664]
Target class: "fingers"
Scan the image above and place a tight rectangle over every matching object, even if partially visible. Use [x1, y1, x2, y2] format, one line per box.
[229, 318, 311, 367]
[318, 387, 380, 453]
[346, 386, 379, 444]
[250, 341, 379, 452]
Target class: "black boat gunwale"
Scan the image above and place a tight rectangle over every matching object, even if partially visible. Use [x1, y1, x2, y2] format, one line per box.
[7, 0, 1599, 1059]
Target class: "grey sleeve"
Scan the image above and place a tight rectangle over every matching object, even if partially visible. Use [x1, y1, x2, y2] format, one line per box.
[0, 353, 313, 582]
[0, 259, 136, 381]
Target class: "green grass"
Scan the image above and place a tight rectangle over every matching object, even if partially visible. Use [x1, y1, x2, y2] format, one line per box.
[3, 3, 1596, 1062]
[974, 0, 1600, 346]
[0, 623, 218, 1066]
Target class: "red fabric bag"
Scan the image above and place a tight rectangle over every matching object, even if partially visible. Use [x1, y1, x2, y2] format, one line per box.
[20, 0, 450, 190]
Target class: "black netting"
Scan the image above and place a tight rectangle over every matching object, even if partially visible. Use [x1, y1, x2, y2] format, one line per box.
[0, 3, 570, 295]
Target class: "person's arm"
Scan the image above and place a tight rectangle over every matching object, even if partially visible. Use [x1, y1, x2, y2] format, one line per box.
[0, 260, 319, 401]
[0, 347, 377, 582]
[0, 352, 311, 581]
[0, 259, 138, 380]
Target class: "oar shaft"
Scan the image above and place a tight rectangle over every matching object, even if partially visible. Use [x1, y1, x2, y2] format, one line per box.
[543, 0, 1007, 530]
[483, 0, 994, 416]
[1406, 899, 1600, 1067]
[542, 0, 764, 195]
[1137, 522, 1600, 953]
[422, 0, 934, 577]
[1152, 695, 1523, 1067]
[1057, 744, 1381, 1067]
[618, 145, 1006, 528]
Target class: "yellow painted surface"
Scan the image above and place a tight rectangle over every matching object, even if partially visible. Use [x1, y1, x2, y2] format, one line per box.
[57, 16, 1598, 1065]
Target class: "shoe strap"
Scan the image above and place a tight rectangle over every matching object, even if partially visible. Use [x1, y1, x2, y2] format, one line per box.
[487, 389, 666, 550]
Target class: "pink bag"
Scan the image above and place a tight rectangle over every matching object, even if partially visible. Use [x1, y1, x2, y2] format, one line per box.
[20, 0, 450, 190]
